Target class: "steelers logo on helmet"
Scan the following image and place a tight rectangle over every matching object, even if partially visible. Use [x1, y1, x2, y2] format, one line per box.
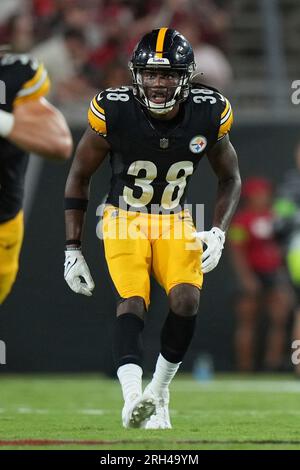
[129, 28, 195, 114]
[189, 136, 207, 154]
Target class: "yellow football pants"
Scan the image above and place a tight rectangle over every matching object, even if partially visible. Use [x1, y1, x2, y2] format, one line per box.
[0, 211, 24, 304]
[102, 205, 203, 308]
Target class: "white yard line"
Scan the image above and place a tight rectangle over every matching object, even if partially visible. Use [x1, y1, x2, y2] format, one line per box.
[173, 380, 300, 393]
[1, 407, 107, 415]
[77, 409, 105, 415]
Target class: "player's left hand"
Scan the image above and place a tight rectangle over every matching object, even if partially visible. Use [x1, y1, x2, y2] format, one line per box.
[194, 227, 226, 273]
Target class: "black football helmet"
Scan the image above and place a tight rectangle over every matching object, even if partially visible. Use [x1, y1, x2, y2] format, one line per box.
[129, 28, 195, 114]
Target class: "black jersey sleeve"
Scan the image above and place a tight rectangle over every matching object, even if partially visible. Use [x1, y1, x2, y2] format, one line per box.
[88, 86, 132, 139]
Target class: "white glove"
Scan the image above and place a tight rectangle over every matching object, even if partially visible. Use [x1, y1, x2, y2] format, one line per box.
[64, 249, 95, 296]
[195, 227, 225, 273]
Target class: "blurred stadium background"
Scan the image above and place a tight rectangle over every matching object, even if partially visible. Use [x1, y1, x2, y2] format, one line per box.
[0, 0, 300, 376]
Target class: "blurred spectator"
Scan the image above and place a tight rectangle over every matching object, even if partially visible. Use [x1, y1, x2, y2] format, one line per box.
[31, 0, 61, 40]
[60, 0, 104, 46]
[189, 0, 231, 50]
[101, 62, 131, 89]
[89, 0, 133, 69]
[176, 19, 233, 92]
[32, 0, 103, 42]
[0, 0, 233, 104]
[274, 143, 300, 377]
[0, 0, 23, 27]
[141, 0, 231, 50]
[228, 177, 293, 372]
[32, 27, 97, 102]
[1, 13, 35, 53]
[123, 0, 232, 61]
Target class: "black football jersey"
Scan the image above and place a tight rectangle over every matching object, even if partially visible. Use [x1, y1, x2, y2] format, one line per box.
[0, 54, 50, 223]
[88, 84, 233, 213]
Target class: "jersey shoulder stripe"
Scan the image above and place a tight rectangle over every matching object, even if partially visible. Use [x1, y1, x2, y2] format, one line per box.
[218, 96, 233, 140]
[13, 62, 50, 105]
[91, 96, 105, 120]
[221, 98, 230, 120]
[95, 91, 106, 110]
[88, 92, 107, 136]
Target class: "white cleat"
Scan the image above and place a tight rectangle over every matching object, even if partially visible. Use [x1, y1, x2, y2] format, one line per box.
[122, 393, 156, 429]
[143, 386, 172, 429]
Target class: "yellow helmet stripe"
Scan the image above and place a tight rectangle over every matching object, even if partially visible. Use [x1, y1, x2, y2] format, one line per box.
[155, 27, 168, 58]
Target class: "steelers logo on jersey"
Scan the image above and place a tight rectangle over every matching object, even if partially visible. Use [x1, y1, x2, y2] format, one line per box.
[189, 135, 207, 154]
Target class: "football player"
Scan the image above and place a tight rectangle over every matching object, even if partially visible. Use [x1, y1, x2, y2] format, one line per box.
[0, 53, 72, 305]
[64, 28, 241, 429]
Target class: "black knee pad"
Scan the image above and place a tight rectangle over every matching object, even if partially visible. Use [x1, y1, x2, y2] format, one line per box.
[113, 313, 144, 369]
[161, 310, 197, 363]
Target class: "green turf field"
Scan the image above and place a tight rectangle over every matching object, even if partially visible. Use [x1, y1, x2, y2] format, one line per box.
[0, 374, 300, 450]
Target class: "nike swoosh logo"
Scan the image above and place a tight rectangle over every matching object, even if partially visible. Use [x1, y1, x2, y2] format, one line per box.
[65, 258, 77, 276]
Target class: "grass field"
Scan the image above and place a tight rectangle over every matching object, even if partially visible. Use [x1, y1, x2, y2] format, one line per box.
[0, 373, 300, 450]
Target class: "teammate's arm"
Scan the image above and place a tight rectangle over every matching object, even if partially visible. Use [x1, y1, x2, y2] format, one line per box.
[196, 135, 241, 273]
[0, 97, 72, 160]
[64, 128, 110, 296]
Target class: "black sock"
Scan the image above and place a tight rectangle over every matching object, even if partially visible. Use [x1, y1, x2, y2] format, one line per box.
[161, 310, 197, 363]
[113, 313, 144, 369]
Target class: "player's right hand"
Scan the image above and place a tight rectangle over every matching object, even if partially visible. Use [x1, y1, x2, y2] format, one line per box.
[64, 249, 95, 296]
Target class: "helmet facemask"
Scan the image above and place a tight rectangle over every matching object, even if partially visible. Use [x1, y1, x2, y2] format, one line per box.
[129, 63, 194, 115]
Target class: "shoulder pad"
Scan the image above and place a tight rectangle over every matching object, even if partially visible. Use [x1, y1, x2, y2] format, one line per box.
[189, 83, 233, 140]
[1, 54, 50, 105]
[1, 53, 39, 72]
[218, 94, 233, 140]
[88, 91, 107, 136]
